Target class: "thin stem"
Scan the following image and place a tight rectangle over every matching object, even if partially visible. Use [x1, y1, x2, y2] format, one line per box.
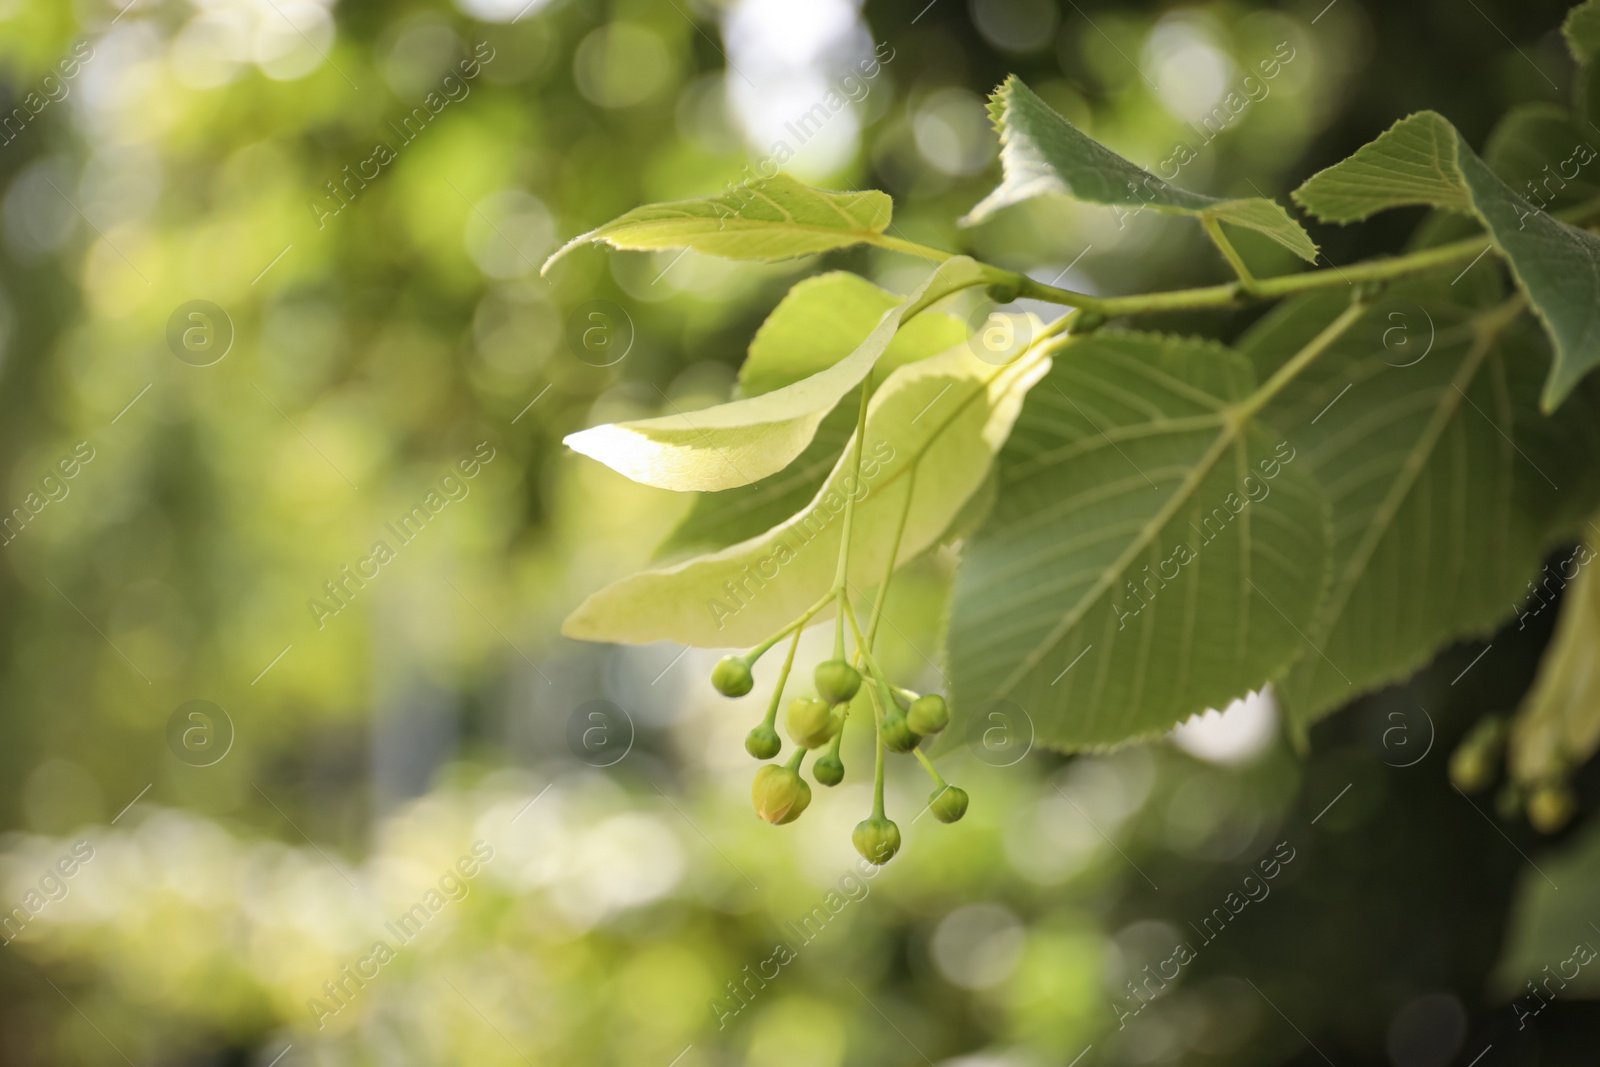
[913, 748, 947, 788]
[830, 379, 874, 660]
[864, 465, 917, 655]
[761, 624, 806, 733]
[869, 682, 887, 818]
[864, 233, 954, 262]
[748, 589, 834, 661]
[1238, 296, 1371, 420]
[785, 746, 806, 772]
[1200, 214, 1260, 296]
[824, 708, 849, 761]
[893, 194, 1600, 321]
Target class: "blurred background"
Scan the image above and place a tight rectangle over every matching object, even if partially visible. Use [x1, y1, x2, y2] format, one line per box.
[0, 0, 1597, 1064]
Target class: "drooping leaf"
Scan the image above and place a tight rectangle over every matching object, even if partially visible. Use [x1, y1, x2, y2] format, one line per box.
[946, 331, 1332, 752]
[562, 257, 988, 493]
[1238, 292, 1600, 732]
[1292, 111, 1600, 411]
[659, 273, 966, 555]
[563, 335, 1052, 647]
[542, 174, 894, 275]
[1508, 528, 1600, 787]
[963, 75, 1318, 262]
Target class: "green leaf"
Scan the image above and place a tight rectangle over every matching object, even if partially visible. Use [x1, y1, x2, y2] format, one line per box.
[1565, 0, 1600, 62]
[563, 257, 987, 493]
[542, 174, 894, 275]
[1508, 529, 1600, 786]
[738, 272, 967, 397]
[659, 273, 966, 556]
[1292, 111, 1600, 411]
[946, 331, 1332, 751]
[1484, 105, 1600, 214]
[1566, 0, 1600, 118]
[563, 335, 1053, 647]
[964, 75, 1318, 262]
[1493, 814, 1600, 998]
[1238, 293, 1600, 732]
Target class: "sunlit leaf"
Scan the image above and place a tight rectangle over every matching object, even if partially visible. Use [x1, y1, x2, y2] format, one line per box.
[964, 75, 1318, 262]
[1292, 111, 1600, 411]
[563, 334, 1052, 647]
[947, 331, 1332, 751]
[563, 257, 988, 492]
[660, 273, 966, 554]
[542, 173, 895, 274]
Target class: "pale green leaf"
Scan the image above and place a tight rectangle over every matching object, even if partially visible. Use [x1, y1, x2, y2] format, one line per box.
[964, 75, 1318, 262]
[542, 174, 893, 275]
[563, 257, 988, 492]
[563, 335, 1052, 647]
[1509, 528, 1600, 786]
[1238, 293, 1600, 732]
[659, 273, 965, 555]
[946, 331, 1332, 751]
[739, 272, 967, 397]
[1292, 111, 1600, 411]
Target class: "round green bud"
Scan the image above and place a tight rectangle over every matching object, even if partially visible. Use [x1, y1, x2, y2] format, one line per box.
[813, 753, 845, 786]
[881, 707, 918, 753]
[1448, 742, 1494, 794]
[1528, 783, 1576, 834]
[776, 777, 812, 825]
[752, 765, 807, 824]
[852, 816, 902, 865]
[786, 697, 838, 749]
[745, 724, 781, 760]
[712, 656, 754, 697]
[929, 785, 969, 823]
[985, 279, 1021, 305]
[814, 660, 861, 705]
[906, 694, 950, 736]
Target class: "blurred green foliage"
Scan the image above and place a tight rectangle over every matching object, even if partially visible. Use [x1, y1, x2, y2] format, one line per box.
[0, 0, 1597, 1064]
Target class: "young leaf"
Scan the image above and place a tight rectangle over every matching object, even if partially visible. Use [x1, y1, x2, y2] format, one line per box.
[738, 272, 967, 397]
[542, 174, 894, 275]
[562, 336, 1052, 647]
[1292, 111, 1600, 411]
[963, 75, 1318, 262]
[659, 273, 966, 555]
[1238, 293, 1600, 733]
[1508, 531, 1600, 787]
[946, 331, 1332, 752]
[562, 257, 988, 493]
